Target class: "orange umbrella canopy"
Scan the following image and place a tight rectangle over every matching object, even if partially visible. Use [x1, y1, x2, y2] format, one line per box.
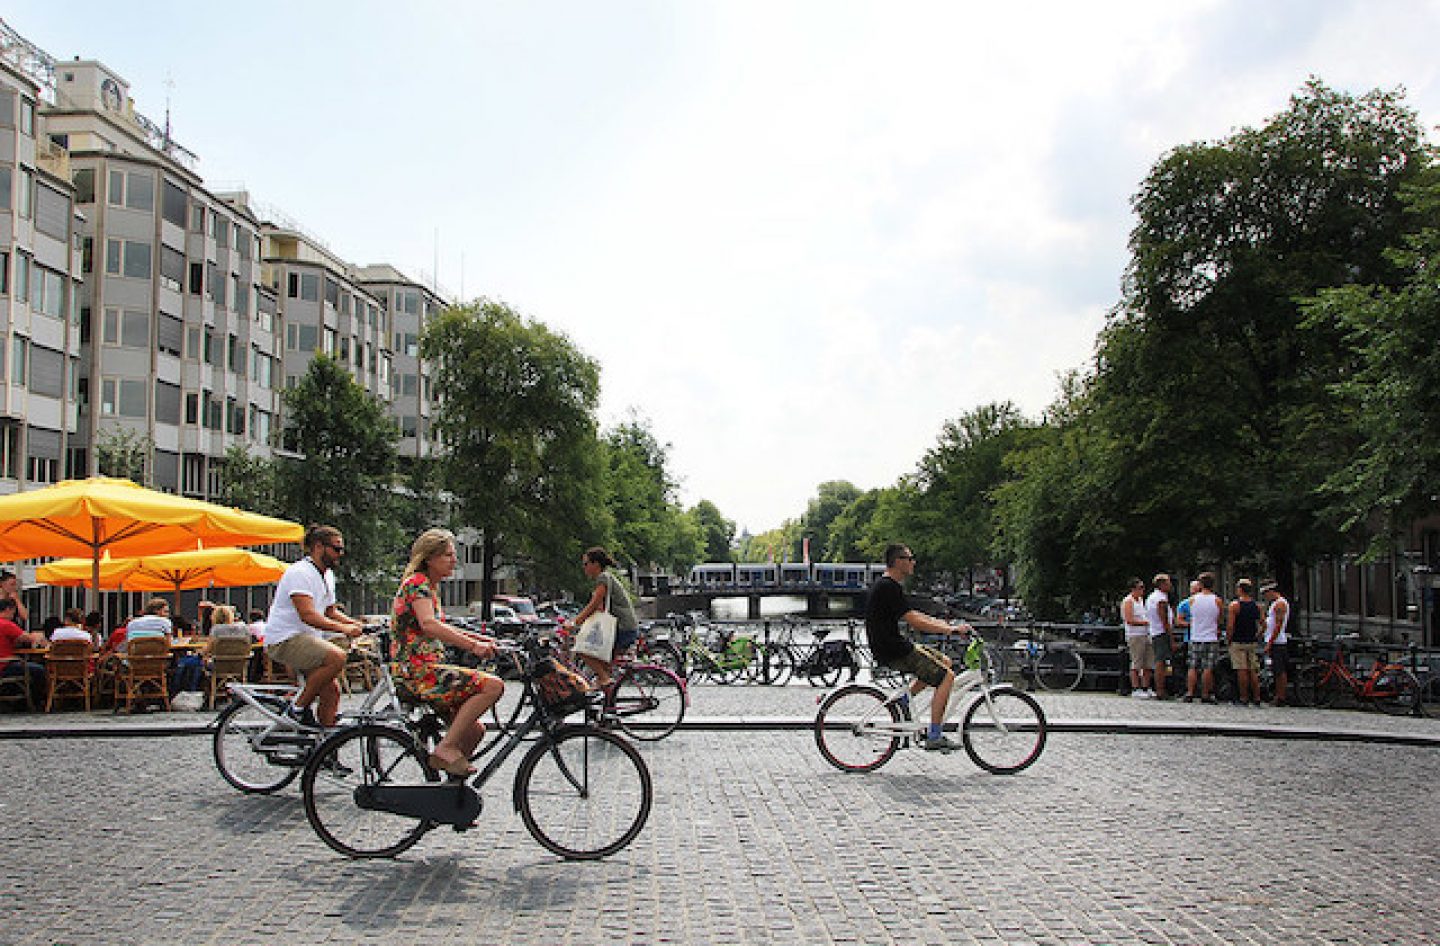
[36, 547, 288, 592]
[0, 477, 302, 606]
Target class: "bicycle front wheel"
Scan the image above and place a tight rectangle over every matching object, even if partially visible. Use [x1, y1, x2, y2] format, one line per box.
[1036, 648, 1084, 692]
[1371, 668, 1426, 717]
[213, 698, 302, 794]
[612, 665, 687, 741]
[961, 687, 1047, 775]
[814, 684, 903, 773]
[515, 726, 652, 860]
[301, 724, 436, 859]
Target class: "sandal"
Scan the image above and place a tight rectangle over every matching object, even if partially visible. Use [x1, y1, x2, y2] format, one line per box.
[428, 749, 476, 778]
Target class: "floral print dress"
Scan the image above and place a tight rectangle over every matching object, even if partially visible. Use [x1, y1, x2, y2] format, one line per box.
[390, 573, 492, 716]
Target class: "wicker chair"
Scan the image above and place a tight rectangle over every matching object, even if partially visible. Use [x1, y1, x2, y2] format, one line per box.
[118, 637, 171, 712]
[44, 639, 94, 711]
[206, 636, 251, 709]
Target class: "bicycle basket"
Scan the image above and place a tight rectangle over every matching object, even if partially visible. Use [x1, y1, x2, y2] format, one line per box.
[532, 658, 590, 716]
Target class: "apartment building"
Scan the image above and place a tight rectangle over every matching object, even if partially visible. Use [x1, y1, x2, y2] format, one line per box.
[0, 44, 84, 493]
[356, 264, 440, 461]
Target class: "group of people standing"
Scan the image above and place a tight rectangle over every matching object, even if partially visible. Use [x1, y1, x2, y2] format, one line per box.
[1122, 572, 1292, 706]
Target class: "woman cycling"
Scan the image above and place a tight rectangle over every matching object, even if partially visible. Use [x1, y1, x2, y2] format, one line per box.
[390, 528, 503, 776]
[566, 546, 638, 689]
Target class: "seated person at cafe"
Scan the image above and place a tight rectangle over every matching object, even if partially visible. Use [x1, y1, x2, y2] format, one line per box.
[0, 569, 29, 629]
[125, 599, 174, 649]
[51, 608, 95, 645]
[0, 597, 46, 697]
[208, 605, 252, 641]
[83, 612, 105, 647]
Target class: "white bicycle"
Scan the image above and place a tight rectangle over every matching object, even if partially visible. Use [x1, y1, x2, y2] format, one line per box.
[211, 628, 415, 794]
[814, 636, 1047, 774]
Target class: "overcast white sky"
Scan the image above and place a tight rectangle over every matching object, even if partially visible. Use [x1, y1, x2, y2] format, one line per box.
[12, 1, 1440, 533]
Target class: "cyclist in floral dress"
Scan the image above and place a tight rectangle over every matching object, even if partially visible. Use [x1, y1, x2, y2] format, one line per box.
[391, 528, 503, 776]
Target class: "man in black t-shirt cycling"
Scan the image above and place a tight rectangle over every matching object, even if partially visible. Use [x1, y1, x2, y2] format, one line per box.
[865, 543, 974, 752]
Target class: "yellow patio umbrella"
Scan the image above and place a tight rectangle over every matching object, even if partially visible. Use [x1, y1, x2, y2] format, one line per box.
[37, 546, 288, 614]
[0, 476, 302, 608]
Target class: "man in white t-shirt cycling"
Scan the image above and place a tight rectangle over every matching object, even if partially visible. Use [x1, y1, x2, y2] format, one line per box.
[265, 525, 366, 728]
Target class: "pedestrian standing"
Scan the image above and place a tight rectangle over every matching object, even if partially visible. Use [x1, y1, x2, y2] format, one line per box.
[1122, 578, 1154, 699]
[1184, 572, 1224, 703]
[1227, 579, 1263, 707]
[1261, 582, 1291, 706]
[1147, 574, 1176, 699]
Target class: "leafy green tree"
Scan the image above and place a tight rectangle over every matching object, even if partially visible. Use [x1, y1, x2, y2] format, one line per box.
[215, 444, 280, 517]
[275, 354, 402, 599]
[421, 300, 606, 610]
[1098, 79, 1426, 580]
[1307, 168, 1440, 548]
[799, 480, 862, 561]
[96, 428, 152, 483]
[686, 500, 735, 562]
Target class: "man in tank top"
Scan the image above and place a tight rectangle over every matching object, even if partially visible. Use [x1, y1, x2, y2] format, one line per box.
[1261, 582, 1291, 706]
[1183, 572, 1224, 704]
[1227, 578, 1264, 707]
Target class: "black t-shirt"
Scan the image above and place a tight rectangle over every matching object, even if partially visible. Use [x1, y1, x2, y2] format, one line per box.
[864, 575, 914, 664]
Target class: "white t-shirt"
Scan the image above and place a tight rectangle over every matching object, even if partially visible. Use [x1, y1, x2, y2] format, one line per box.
[1145, 589, 1170, 638]
[265, 558, 336, 647]
[125, 614, 172, 641]
[51, 627, 94, 644]
[1188, 591, 1222, 643]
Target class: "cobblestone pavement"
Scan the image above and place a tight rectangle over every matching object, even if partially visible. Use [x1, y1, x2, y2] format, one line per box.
[0, 684, 1437, 945]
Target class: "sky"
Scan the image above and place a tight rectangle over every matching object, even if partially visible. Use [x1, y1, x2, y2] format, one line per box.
[10, 0, 1440, 535]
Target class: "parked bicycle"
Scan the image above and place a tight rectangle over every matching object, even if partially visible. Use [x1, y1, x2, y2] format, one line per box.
[790, 623, 862, 687]
[300, 635, 653, 860]
[1004, 631, 1085, 692]
[1292, 634, 1426, 716]
[814, 635, 1047, 774]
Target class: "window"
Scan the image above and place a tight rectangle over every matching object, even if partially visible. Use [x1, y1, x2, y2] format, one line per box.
[300, 274, 319, 302]
[324, 277, 340, 308]
[0, 167, 10, 211]
[207, 262, 225, 309]
[26, 426, 60, 485]
[160, 245, 185, 292]
[17, 167, 31, 219]
[100, 378, 147, 418]
[0, 421, 17, 479]
[228, 334, 241, 373]
[0, 91, 12, 128]
[124, 172, 154, 212]
[19, 98, 34, 137]
[0, 250, 7, 295]
[107, 169, 123, 207]
[322, 327, 336, 356]
[102, 308, 150, 348]
[211, 214, 229, 248]
[182, 453, 205, 494]
[29, 266, 66, 320]
[190, 203, 205, 233]
[10, 336, 27, 386]
[161, 180, 186, 227]
[231, 274, 245, 315]
[155, 381, 181, 425]
[73, 168, 95, 204]
[105, 240, 152, 279]
[184, 392, 198, 425]
[34, 182, 69, 240]
[286, 323, 317, 352]
[188, 261, 202, 295]
[28, 345, 63, 398]
[15, 254, 29, 303]
[157, 313, 183, 356]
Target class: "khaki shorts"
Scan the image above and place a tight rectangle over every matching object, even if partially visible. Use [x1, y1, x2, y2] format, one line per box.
[1229, 642, 1260, 672]
[267, 633, 341, 672]
[1126, 635, 1154, 671]
[884, 643, 951, 688]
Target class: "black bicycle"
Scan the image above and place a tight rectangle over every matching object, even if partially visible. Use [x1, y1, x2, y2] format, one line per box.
[300, 636, 653, 860]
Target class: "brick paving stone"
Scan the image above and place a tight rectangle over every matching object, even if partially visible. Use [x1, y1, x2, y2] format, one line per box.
[0, 684, 1437, 944]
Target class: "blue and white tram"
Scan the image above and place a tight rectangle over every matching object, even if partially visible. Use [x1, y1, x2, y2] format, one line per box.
[689, 563, 737, 590]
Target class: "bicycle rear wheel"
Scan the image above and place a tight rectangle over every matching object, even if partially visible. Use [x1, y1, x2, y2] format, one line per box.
[813, 684, 903, 773]
[301, 724, 436, 859]
[213, 698, 303, 794]
[961, 687, 1046, 775]
[1035, 648, 1084, 692]
[515, 726, 652, 860]
[611, 665, 687, 741]
[749, 644, 794, 686]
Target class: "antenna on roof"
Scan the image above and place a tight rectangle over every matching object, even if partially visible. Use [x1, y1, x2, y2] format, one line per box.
[163, 72, 174, 147]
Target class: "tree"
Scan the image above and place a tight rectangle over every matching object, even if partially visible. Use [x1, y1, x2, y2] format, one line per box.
[687, 500, 735, 562]
[1099, 79, 1426, 579]
[907, 402, 1033, 585]
[799, 481, 862, 561]
[421, 300, 606, 610]
[1307, 168, 1440, 548]
[215, 444, 280, 517]
[95, 428, 152, 483]
[275, 355, 402, 599]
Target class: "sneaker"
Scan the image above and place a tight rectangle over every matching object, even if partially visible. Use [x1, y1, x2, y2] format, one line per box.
[1201, 696, 1218, 705]
[283, 701, 321, 730]
[922, 735, 961, 752]
[1130, 690, 1148, 700]
[1182, 694, 1195, 703]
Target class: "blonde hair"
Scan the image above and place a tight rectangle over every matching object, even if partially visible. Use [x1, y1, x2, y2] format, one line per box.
[210, 605, 237, 625]
[401, 528, 457, 588]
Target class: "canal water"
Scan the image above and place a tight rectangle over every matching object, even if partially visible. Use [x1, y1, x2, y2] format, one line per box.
[708, 595, 861, 620]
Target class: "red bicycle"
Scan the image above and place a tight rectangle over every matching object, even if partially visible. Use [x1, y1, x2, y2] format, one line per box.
[1294, 634, 1426, 716]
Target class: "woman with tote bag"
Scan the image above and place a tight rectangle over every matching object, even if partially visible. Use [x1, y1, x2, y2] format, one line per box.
[567, 547, 638, 688]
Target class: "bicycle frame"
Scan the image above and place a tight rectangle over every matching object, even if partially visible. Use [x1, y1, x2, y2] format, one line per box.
[223, 643, 407, 745]
[848, 666, 1008, 738]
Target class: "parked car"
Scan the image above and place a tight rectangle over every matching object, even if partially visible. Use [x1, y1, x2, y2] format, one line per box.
[494, 595, 540, 623]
